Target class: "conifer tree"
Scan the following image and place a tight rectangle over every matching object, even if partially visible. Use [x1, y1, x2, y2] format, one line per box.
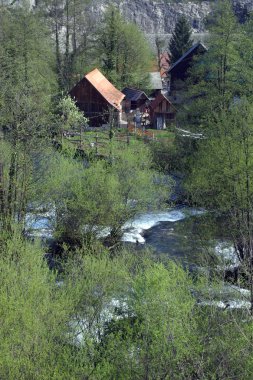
[169, 15, 193, 63]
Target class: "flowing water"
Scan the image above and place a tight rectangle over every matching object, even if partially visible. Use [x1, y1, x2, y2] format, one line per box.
[26, 205, 250, 310]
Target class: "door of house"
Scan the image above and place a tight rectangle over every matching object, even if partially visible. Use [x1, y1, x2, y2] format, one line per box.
[156, 114, 164, 130]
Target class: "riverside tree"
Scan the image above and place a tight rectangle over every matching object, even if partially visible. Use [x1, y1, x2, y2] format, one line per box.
[169, 15, 193, 63]
[183, 1, 253, 308]
[187, 104, 253, 302]
[43, 140, 169, 248]
[0, 5, 56, 229]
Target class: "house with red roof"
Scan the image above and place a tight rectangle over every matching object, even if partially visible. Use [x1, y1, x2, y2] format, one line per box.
[69, 68, 125, 126]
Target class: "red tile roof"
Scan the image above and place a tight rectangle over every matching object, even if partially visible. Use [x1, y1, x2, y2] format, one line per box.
[85, 68, 125, 111]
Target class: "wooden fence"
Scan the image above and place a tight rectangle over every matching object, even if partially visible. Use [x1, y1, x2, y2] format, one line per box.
[63, 123, 156, 157]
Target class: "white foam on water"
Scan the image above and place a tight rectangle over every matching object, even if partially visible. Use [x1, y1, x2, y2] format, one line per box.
[25, 208, 55, 238]
[228, 285, 250, 297]
[25, 206, 205, 244]
[200, 300, 251, 310]
[69, 297, 129, 345]
[28, 229, 53, 238]
[215, 242, 239, 267]
[121, 231, 146, 244]
[122, 208, 205, 244]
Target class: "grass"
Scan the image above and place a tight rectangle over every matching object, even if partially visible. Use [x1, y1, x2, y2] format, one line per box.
[62, 127, 176, 158]
[146, 129, 175, 140]
[62, 128, 141, 157]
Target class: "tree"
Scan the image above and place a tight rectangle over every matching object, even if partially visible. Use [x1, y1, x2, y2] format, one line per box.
[0, 230, 89, 379]
[93, 260, 201, 379]
[38, 0, 93, 90]
[97, 6, 152, 89]
[42, 140, 169, 248]
[179, 0, 249, 132]
[178, 2, 253, 309]
[155, 35, 166, 71]
[0, 5, 56, 229]
[58, 95, 88, 142]
[174, 0, 251, 174]
[169, 15, 193, 63]
[186, 103, 253, 309]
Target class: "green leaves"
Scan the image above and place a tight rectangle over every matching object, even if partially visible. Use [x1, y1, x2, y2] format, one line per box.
[97, 5, 152, 89]
[44, 140, 169, 246]
[169, 15, 193, 63]
[59, 95, 88, 132]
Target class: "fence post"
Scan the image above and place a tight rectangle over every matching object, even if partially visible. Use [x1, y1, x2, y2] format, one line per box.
[80, 125, 82, 148]
[0, 162, 4, 215]
[127, 130, 130, 145]
[95, 134, 98, 155]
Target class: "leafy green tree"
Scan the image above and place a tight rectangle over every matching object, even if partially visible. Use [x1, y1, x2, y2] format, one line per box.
[169, 15, 193, 63]
[170, 1, 253, 315]
[179, 0, 248, 133]
[1, 230, 253, 379]
[174, 0, 253, 174]
[39, 139, 168, 248]
[58, 95, 88, 144]
[93, 260, 201, 379]
[97, 6, 152, 88]
[39, 0, 92, 90]
[0, 5, 57, 229]
[0, 230, 91, 379]
[186, 102, 253, 308]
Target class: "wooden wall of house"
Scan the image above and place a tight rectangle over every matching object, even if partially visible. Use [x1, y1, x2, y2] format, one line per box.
[149, 97, 176, 128]
[69, 78, 113, 126]
[153, 98, 174, 114]
[123, 95, 148, 112]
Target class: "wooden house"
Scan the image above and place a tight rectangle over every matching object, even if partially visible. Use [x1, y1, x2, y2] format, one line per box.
[69, 68, 125, 127]
[122, 88, 149, 112]
[168, 42, 207, 104]
[149, 92, 176, 129]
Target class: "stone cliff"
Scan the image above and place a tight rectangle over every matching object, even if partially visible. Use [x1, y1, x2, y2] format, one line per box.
[87, 0, 253, 40]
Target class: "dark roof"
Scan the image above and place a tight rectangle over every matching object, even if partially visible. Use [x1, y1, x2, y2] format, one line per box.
[168, 42, 207, 73]
[85, 68, 125, 110]
[149, 72, 163, 90]
[122, 87, 149, 102]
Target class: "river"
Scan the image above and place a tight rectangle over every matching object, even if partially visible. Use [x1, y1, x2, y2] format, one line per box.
[26, 203, 250, 310]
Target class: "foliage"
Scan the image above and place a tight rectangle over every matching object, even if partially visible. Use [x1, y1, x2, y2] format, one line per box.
[181, 1, 253, 270]
[0, 5, 57, 227]
[37, 0, 93, 90]
[0, 231, 85, 380]
[179, 0, 253, 133]
[1, 231, 253, 379]
[58, 95, 88, 133]
[94, 260, 200, 379]
[186, 103, 253, 264]
[97, 5, 152, 89]
[169, 14, 193, 63]
[0, 5, 56, 129]
[42, 141, 169, 247]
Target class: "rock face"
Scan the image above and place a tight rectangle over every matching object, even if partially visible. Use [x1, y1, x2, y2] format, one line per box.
[89, 0, 211, 34]
[88, 0, 253, 34]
